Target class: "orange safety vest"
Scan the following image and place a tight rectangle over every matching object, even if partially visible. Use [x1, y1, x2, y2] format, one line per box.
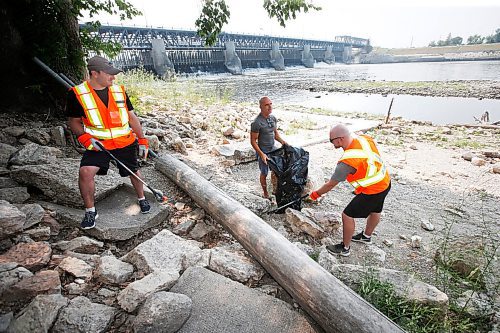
[72, 81, 135, 150]
[339, 135, 390, 195]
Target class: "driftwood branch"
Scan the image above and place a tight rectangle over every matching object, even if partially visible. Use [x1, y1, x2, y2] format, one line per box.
[155, 153, 404, 333]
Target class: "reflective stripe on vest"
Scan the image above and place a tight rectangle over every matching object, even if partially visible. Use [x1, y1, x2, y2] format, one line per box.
[340, 136, 387, 190]
[74, 82, 131, 140]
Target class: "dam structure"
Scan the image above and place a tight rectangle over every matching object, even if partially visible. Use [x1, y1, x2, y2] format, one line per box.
[85, 25, 370, 75]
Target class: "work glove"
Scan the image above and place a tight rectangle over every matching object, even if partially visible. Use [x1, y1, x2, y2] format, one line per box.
[138, 137, 149, 160]
[309, 191, 321, 201]
[77, 133, 102, 151]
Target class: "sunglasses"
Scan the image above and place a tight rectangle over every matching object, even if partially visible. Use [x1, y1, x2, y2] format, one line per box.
[266, 118, 274, 128]
[329, 136, 343, 143]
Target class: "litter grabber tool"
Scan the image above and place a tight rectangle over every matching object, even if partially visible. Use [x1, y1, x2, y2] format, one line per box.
[93, 141, 168, 203]
[265, 194, 309, 214]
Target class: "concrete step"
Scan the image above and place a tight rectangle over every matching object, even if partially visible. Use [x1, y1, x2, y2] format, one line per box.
[170, 266, 318, 333]
[41, 184, 170, 241]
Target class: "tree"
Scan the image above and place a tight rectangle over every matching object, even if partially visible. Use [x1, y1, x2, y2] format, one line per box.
[449, 36, 463, 46]
[485, 28, 500, 44]
[428, 41, 436, 47]
[467, 34, 484, 45]
[196, 0, 321, 46]
[0, 0, 320, 114]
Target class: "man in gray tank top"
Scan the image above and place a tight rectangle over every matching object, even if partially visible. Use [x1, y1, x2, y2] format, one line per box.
[250, 96, 287, 199]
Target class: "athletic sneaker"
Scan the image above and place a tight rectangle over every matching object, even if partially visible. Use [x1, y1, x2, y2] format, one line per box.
[352, 231, 372, 243]
[326, 242, 351, 257]
[139, 198, 151, 214]
[81, 211, 98, 230]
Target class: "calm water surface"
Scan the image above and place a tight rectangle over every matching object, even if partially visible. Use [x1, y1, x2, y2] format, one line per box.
[195, 60, 500, 125]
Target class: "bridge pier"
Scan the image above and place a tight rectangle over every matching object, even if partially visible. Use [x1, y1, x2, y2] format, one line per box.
[343, 45, 353, 64]
[151, 39, 174, 78]
[301, 45, 315, 68]
[270, 43, 285, 70]
[224, 41, 242, 75]
[324, 46, 335, 64]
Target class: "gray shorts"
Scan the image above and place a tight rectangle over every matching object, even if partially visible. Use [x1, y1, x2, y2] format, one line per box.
[257, 154, 269, 176]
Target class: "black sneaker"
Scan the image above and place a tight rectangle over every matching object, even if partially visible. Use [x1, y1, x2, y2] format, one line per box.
[81, 211, 98, 230]
[139, 198, 151, 214]
[352, 231, 372, 243]
[326, 242, 350, 257]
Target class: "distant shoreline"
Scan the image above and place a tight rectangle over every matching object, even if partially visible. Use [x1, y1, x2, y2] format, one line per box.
[360, 42, 500, 64]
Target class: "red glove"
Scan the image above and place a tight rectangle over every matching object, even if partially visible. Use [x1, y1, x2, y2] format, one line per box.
[77, 133, 102, 151]
[138, 137, 149, 159]
[309, 191, 320, 201]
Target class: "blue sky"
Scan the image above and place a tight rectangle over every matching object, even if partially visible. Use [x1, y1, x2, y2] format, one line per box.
[81, 0, 500, 48]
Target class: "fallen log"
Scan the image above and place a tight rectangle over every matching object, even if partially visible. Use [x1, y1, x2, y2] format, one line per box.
[155, 154, 404, 333]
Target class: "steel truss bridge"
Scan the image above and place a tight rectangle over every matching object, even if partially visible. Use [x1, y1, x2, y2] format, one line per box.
[84, 25, 370, 73]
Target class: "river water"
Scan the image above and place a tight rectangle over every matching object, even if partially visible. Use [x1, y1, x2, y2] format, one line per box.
[192, 60, 500, 125]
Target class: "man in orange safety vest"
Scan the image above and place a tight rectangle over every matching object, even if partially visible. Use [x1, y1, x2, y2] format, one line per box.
[309, 123, 391, 256]
[66, 56, 150, 230]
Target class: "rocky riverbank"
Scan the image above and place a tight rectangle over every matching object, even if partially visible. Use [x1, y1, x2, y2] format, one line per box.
[0, 75, 499, 332]
[306, 80, 500, 100]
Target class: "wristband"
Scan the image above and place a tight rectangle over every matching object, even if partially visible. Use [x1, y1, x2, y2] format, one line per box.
[310, 191, 321, 201]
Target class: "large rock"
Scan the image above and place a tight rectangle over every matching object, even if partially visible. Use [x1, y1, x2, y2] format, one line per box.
[0, 200, 26, 239]
[58, 257, 93, 279]
[53, 236, 104, 254]
[6, 294, 68, 333]
[2, 270, 61, 303]
[133, 291, 192, 333]
[117, 270, 180, 312]
[9, 142, 62, 165]
[52, 296, 116, 333]
[11, 158, 124, 208]
[95, 255, 134, 285]
[327, 264, 449, 308]
[0, 187, 30, 204]
[0, 143, 17, 167]
[284, 208, 325, 238]
[0, 241, 51, 271]
[0, 262, 33, 296]
[18, 203, 45, 229]
[121, 230, 209, 274]
[209, 246, 266, 284]
[170, 267, 316, 333]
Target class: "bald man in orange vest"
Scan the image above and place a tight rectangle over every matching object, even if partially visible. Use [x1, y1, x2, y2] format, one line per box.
[310, 123, 391, 256]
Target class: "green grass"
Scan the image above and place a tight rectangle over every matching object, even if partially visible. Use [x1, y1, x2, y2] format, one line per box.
[284, 118, 318, 135]
[116, 67, 233, 115]
[357, 273, 487, 333]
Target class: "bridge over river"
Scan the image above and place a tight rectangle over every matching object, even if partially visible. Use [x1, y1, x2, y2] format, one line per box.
[85, 25, 369, 75]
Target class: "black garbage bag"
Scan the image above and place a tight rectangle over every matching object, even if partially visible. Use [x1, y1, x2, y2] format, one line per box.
[267, 145, 309, 213]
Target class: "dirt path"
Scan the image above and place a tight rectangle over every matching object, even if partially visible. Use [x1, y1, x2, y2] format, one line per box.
[162, 110, 500, 288]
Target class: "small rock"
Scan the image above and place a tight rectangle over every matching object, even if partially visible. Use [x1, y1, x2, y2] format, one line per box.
[411, 235, 422, 248]
[471, 157, 486, 166]
[174, 202, 186, 210]
[382, 239, 393, 247]
[491, 166, 500, 174]
[409, 144, 417, 150]
[399, 234, 408, 240]
[461, 152, 474, 161]
[420, 219, 435, 231]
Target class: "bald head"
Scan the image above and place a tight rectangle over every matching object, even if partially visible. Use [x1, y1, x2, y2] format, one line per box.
[259, 96, 272, 117]
[329, 123, 352, 149]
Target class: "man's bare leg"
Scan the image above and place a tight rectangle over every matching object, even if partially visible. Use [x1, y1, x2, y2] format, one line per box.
[79, 166, 100, 208]
[260, 174, 269, 198]
[342, 212, 356, 248]
[130, 170, 145, 199]
[364, 212, 381, 237]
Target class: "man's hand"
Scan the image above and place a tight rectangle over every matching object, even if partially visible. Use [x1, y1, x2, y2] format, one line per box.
[259, 152, 268, 165]
[138, 137, 149, 160]
[309, 191, 321, 201]
[77, 133, 102, 151]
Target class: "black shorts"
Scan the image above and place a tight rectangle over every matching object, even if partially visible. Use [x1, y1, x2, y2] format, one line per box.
[80, 141, 139, 177]
[344, 182, 391, 218]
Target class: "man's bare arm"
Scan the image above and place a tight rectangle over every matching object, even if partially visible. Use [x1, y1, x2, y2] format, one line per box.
[68, 117, 85, 137]
[250, 131, 267, 163]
